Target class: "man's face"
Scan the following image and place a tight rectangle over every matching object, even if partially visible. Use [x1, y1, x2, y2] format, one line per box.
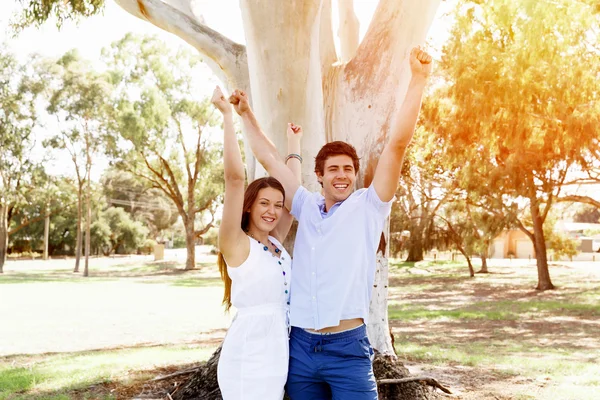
[317, 154, 357, 205]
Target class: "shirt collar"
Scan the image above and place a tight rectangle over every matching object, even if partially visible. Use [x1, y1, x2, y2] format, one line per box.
[317, 194, 343, 218]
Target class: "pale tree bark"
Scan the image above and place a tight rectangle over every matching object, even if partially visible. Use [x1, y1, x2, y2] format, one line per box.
[74, 184, 83, 272]
[83, 136, 92, 278]
[43, 206, 49, 260]
[368, 238, 394, 354]
[0, 204, 7, 274]
[115, 0, 442, 357]
[184, 214, 196, 270]
[337, 0, 360, 62]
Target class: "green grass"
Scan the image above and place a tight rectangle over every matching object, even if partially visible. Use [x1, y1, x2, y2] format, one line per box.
[395, 340, 600, 386]
[389, 306, 517, 321]
[0, 344, 216, 399]
[388, 298, 600, 322]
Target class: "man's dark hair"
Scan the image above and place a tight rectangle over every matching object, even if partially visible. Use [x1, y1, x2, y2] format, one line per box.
[314, 141, 360, 176]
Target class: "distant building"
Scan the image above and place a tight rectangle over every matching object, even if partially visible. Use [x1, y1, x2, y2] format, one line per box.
[490, 229, 535, 259]
[490, 222, 600, 259]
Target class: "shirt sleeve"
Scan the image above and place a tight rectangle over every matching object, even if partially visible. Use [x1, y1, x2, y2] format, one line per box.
[291, 185, 311, 219]
[365, 184, 393, 217]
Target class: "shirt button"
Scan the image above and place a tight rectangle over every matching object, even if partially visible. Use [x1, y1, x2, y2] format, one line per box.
[311, 247, 315, 251]
[312, 272, 315, 276]
[312, 296, 316, 300]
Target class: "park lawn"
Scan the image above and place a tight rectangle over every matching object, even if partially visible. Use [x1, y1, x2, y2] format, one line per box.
[387, 259, 600, 400]
[1, 256, 599, 399]
[0, 344, 217, 399]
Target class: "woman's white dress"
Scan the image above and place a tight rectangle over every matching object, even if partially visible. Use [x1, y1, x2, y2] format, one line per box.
[217, 235, 292, 400]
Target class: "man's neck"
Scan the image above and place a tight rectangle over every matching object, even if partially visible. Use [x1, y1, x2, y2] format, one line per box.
[324, 198, 337, 213]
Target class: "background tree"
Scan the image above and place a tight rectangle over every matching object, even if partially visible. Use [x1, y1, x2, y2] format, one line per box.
[101, 167, 179, 240]
[394, 127, 456, 262]
[105, 34, 223, 271]
[43, 49, 114, 276]
[427, 0, 600, 290]
[573, 205, 600, 224]
[0, 48, 45, 273]
[7, 176, 75, 256]
[90, 207, 149, 255]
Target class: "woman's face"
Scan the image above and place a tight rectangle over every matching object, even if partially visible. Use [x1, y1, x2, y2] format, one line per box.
[247, 187, 285, 233]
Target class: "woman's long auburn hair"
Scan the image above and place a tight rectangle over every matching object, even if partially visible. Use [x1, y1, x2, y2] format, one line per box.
[217, 177, 285, 311]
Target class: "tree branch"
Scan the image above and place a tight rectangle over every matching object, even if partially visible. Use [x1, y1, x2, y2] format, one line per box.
[345, 0, 440, 94]
[8, 205, 71, 236]
[114, 0, 249, 91]
[337, 0, 360, 62]
[557, 195, 600, 209]
[378, 376, 452, 394]
[192, 125, 204, 184]
[320, 0, 338, 72]
[174, 118, 192, 180]
[140, 154, 185, 215]
[515, 218, 535, 243]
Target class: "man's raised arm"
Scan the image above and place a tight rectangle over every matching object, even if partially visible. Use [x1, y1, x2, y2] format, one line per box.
[372, 47, 433, 202]
[229, 90, 300, 210]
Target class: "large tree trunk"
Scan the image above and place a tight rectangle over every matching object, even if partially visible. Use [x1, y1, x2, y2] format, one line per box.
[115, 0, 442, 396]
[74, 185, 83, 272]
[367, 239, 395, 355]
[184, 214, 196, 270]
[478, 253, 489, 273]
[0, 204, 8, 274]
[531, 200, 554, 290]
[406, 229, 425, 262]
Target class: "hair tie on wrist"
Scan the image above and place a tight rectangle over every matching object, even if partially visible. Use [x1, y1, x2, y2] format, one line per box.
[285, 153, 303, 163]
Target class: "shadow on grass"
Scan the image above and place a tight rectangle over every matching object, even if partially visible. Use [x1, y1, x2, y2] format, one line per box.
[0, 273, 116, 285]
[0, 342, 217, 400]
[0, 261, 219, 285]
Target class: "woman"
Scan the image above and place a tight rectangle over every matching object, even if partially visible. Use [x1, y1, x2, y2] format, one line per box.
[211, 86, 302, 400]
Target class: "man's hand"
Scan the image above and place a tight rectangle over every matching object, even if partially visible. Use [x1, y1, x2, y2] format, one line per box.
[409, 46, 433, 80]
[287, 122, 303, 140]
[211, 86, 232, 114]
[229, 90, 251, 116]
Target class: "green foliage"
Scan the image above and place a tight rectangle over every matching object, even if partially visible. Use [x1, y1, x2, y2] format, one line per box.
[8, 177, 79, 255]
[433, 0, 600, 199]
[101, 167, 179, 236]
[422, 0, 600, 283]
[574, 205, 600, 224]
[12, 0, 105, 32]
[90, 207, 149, 255]
[104, 34, 224, 245]
[0, 48, 46, 210]
[543, 217, 579, 259]
[392, 127, 455, 259]
[43, 49, 115, 164]
[203, 227, 219, 246]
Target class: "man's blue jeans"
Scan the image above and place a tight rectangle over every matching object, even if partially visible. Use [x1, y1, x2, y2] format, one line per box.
[285, 325, 378, 400]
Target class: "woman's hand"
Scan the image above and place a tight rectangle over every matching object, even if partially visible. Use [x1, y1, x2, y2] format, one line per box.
[287, 122, 303, 140]
[211, 86, 232, 115]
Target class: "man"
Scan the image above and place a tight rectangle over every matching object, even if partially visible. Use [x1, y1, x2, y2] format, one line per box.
[229, 46, 432, 400]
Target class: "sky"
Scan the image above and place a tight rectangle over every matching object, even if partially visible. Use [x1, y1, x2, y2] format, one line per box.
[1, 1, 455, 61]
